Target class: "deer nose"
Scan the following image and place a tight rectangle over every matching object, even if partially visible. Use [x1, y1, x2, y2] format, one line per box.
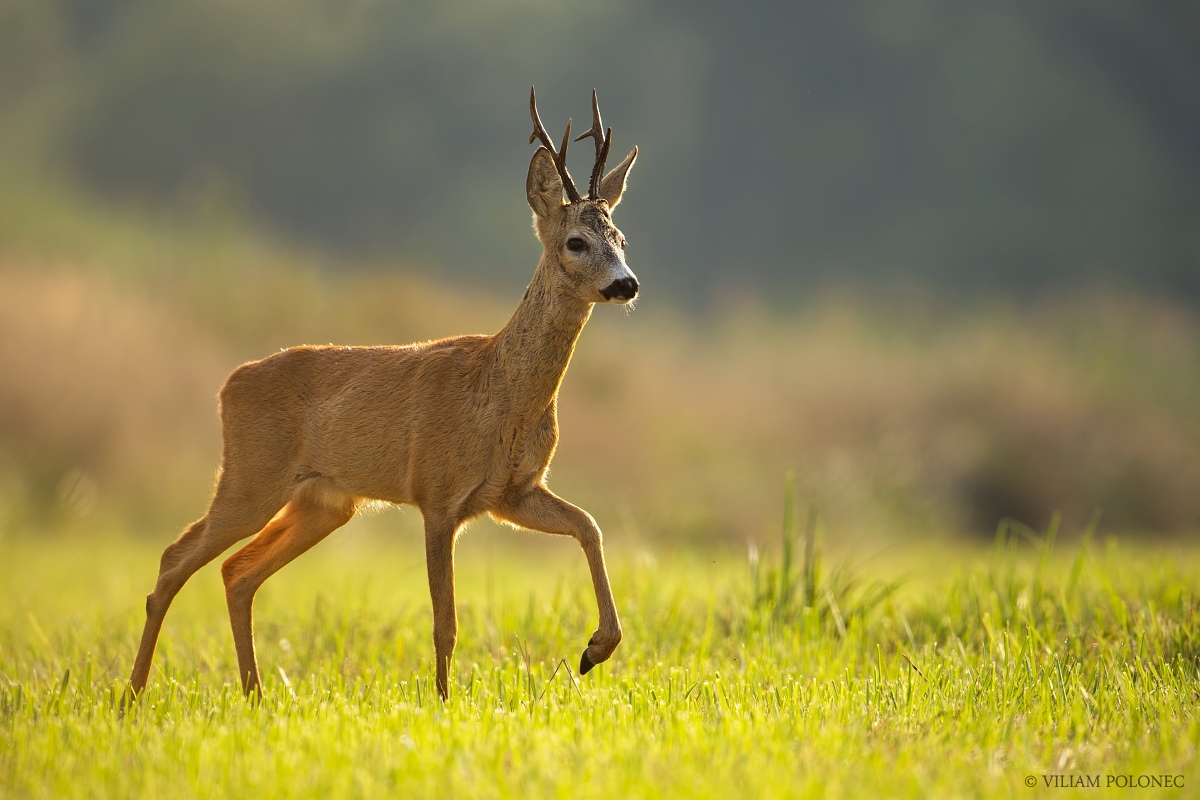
[601, 276, 639, 302]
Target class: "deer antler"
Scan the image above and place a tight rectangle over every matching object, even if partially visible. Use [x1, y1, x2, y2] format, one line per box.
[575, 89, 612, 201]
[529, 87, 582, 203]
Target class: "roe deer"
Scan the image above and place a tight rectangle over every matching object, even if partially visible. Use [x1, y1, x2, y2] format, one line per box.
[125, 88, 639, 703]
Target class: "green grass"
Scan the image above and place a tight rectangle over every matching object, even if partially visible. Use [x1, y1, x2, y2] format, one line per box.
[1, 515, 1197, 799]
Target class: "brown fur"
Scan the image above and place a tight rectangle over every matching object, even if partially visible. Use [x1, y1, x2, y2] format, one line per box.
[125, 132, 639, 703]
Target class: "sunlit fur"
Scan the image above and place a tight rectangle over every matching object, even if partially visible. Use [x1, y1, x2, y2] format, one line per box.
[125, 130, 639, 705]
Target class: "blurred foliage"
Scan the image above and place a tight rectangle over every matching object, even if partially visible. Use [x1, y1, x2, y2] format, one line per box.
[1, 0, 1197, 300]
[1, 2, 1198, 543]
[1, 168, 1198, 540]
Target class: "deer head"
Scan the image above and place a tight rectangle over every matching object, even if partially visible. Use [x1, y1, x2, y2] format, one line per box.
[526, 87, 639, 305]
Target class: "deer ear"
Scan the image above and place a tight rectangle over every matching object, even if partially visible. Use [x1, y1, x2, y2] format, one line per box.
[598, 147, 637, 210]
[527, 147, 564, 219]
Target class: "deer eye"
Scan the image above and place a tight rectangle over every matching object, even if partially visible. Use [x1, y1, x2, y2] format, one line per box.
[566, 237, 588, 252]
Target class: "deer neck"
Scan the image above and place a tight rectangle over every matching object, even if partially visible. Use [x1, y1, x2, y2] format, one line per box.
[494, 262, 593, 418]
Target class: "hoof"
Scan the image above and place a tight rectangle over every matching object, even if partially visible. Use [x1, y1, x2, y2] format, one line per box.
[579, 650, 596, 676]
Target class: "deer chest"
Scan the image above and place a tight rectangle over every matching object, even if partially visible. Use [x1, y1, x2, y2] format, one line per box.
[502, 413, 559, 480]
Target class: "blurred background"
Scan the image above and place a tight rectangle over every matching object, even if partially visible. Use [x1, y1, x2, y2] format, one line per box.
[1, 0, 1198, 549]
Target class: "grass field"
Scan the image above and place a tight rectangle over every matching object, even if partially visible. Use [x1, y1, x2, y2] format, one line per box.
[2, 510, 1197, 799]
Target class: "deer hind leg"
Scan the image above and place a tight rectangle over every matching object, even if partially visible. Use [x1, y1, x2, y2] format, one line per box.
[125, 470, 293, 703]
[493, 486, 622, 676]
[423, 513, 461, 701]
[221, 490, 356, 697]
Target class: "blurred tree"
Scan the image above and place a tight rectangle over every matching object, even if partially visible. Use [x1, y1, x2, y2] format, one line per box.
[3, 0, 1197, 302]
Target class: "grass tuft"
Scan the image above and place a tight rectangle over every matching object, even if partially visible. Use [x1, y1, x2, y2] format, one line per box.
[750, 472, 902, 636]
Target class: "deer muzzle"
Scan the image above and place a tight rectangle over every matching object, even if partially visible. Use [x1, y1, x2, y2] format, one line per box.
[601, 275, 639, 303]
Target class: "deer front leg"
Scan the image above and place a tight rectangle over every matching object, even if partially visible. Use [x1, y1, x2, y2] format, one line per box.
[423, 514, 459, 701]
[494, 486, 622, 676]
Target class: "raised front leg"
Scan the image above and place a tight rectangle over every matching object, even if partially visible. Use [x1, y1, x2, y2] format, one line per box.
[424, 514, 460, 701]
[493, 485, 622, 676]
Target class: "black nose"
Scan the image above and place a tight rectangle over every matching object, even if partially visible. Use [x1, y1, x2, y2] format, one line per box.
[601, 276, 639, 301]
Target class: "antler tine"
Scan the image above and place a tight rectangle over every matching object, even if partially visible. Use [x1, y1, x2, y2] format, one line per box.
[529, 86, 582, 203]
[575, 88, 612, 200]
[559, 118, 573, 175]
[575, 89, 605, 146]
[594, 128, 612, 200]
[528, 86, 554, 147]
